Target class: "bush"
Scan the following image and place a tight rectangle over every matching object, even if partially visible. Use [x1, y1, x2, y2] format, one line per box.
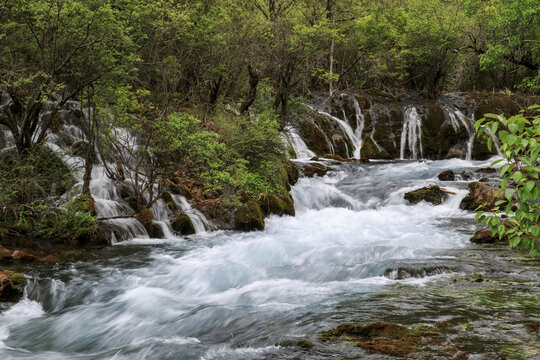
[474, 105, 540, 256]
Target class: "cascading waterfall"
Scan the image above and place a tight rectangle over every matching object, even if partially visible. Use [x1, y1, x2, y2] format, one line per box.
[400, 106, 423, 160]
[285, 126, 316, 159]
[352, 98, 365, 159]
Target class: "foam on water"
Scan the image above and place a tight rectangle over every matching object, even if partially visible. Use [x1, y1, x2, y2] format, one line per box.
[0, 159, 485, 359]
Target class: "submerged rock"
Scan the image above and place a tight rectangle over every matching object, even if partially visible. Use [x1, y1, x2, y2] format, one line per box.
[437, 170, 455, 181]
[460, 171, 473, 180]
[404, 185, 447, 205]
[258, 193, 295, 217]
[320, 322, 421, 357]
[0, 270, 27, 302]
[234, 200, 264, 231]
[460, 182, 505, 212]
[171, 214, 196, 235]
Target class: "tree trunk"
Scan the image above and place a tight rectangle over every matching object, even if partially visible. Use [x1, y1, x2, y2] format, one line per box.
[240, 65, 260, 114]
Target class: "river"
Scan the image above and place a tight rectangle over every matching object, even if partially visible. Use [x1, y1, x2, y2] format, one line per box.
[1, 157, 538, 359]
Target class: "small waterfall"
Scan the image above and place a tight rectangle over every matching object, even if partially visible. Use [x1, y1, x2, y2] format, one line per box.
[400, 106, 423, 160]
[309, 106, 363, 159]
[352, 98, 365, 159]
[446, 108, 476, 160]
[285, 126, 316, 159]
[171, 194, 213, 233]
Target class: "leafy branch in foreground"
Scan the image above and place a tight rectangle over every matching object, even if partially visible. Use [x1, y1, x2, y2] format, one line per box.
[474, 105, 540, 256]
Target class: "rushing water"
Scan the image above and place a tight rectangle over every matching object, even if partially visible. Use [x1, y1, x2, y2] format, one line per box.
[0, 156, 507, 360]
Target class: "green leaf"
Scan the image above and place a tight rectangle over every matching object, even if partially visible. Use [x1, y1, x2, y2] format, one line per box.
[505, 188, 515, 201]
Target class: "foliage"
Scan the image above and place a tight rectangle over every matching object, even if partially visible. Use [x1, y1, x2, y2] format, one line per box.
[474, 106, 540, 256]
[0, 146, 96, 245]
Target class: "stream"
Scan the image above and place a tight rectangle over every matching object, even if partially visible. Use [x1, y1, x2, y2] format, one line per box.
[1, 158, 538, 359]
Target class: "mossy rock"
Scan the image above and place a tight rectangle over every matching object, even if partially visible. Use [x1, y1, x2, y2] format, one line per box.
[120, 185, 139, 210]
[73, 194, 96, 215]
[320, 322, 421, 357]
[258, 193, 295, 217]
[437, 170, 455, 181]
[404, 185, 447, 205]
[171, 214, 196, 235]
[0, 270, 27, 302]
[283, 160, 299, 185]
[297, 340, 314, 349]
[234, 200, 264, 231]
[360, 136, 391, 159]
[303, 164, 332, 177]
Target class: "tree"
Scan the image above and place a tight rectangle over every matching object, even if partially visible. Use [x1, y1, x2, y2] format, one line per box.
[475, 105, 540, 256]
[0, 0, 138, 154]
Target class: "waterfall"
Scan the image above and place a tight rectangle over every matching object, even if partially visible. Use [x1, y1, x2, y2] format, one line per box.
[400, 106, 423, 160]
[309, 106, 363, 159]
[352, 98, 365, 159]
[171, 195, 213, 233]
[285, 126, 316, 159]
[446, 108, 476, 161]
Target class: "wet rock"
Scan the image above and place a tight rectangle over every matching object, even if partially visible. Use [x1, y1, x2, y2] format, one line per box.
[303, 164, 332, 177]
[460, 171, 473, 180]
[360, 136, 391, 159]
[0, 270, 27, 302]
[171, 214, 196, 235]
[460, 182, 505, 212]
[234, 200, 264, 231]
[475, 167, 497, 174]
[360, 156, 370, 163]
[404, 185, 447, 205]
[284, 160, 299, 185]
[12, 250, 40, 263]
[73, 194, 96, 216]
[41, 255, 57, 264]
[437, 170, 455, 181]
[384, 266, 453, 280]
[258, 193, 295, 217]
[0, 246, 12, 263]
[470, 229, 507, 244]
[120, 185, 138, 210]
[297, 340, 314, 349]
[323, 153, 350, 162]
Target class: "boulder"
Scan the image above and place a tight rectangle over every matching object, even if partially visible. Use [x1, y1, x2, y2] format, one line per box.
[284, 160, 299, 185]
[12, 250, 40, 263]
[437, 170, 455, 181]
[303, 164, 332, 177]
[0, 270, 27, 302]
[234, 200, 264, 231]
[162, 191, 178, 212]
[171, 214, 196, 235]
[0, 246, 12, 263]
[135, 208, 154, 234]
[470, 229, 507, 244]
[404, 185, 447, 205]
[460, 182, 505, 212]
[475, 167, 497, 174]
[460, 171, 473, 180]
[258, 193, 295, 217]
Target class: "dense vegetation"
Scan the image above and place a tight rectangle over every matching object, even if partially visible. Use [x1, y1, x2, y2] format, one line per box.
[0, 0, 538, 246]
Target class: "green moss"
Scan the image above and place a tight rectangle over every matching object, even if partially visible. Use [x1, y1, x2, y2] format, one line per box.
[258, 193, 295, 217]
[0, 270, 27, 301]
[234, 200, 264, 231]
[162, 191, 178, 212]
[171, 214, 196, 235]
[297, 340, 314, 349]
[404, 185, 446, 205]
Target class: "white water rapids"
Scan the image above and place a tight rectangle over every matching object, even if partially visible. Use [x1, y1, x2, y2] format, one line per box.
[0, 157, 501, 360]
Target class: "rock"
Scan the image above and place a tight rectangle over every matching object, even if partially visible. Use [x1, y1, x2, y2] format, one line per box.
[460, 182, 505, 212]
[470, 229, 507, 244]
[171, 214, 196, 235]
[41, 255, 57, 263]
[234, 200, 264, 231]
[0, 270, 27, 302]
[437, 170, 455, 181]
[0, 246, 12, 263]
[258, 193, 295, 217]
[297, 340, 314, 349]
[73, 194, 96, 216]
[475, 167, 497, 174]
[284, 160, 299, 185]
[303, 164, 332, 177]
[323, 153, 350, 162]
[360, 136, 391, 159]
[12, 250, 40, 263]
[460, 171, 473, 180]
[404, 186, 447, 205]
[359, 156, 370, 163]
